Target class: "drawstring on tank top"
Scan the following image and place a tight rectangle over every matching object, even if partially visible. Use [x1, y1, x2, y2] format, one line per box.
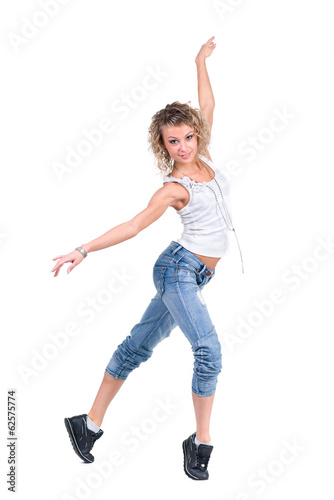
[174, 160, 245, 274]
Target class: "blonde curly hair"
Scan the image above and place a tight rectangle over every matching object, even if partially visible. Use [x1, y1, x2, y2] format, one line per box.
[148, 101, 211, 175]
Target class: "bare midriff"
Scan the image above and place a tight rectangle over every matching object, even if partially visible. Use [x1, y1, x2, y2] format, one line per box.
[170, 202, 222, 271]
[192, 253, 221, 271]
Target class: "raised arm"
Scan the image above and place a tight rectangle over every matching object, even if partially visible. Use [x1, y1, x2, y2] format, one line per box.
[51, 183, 179, 277]
[195, 36, 216, 130]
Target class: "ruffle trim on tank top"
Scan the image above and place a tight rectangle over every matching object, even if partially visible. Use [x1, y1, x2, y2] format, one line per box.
[179, 176, 205, 193]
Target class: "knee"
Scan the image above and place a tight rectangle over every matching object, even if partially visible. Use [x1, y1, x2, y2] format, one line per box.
[116, 335, 153, 367]
[106, 335, 153, 380]
[192, 328, 223, 390]
[194, 327, 222, 367]
[194, 343, 222, 377]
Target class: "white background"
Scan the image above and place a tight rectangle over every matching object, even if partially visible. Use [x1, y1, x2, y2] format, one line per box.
[1, 0, 334, 499]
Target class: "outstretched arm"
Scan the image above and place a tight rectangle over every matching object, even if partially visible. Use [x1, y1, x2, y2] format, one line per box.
[80, 185, 174, 254]
[51, 183, 179, 276]
[195, 36, 216, 130]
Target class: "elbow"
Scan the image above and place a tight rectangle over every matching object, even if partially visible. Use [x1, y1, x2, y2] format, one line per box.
[200, 100, 215, 111]
[128, 220, 141, 238]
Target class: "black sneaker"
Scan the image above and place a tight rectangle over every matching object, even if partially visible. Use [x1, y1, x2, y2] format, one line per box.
[182, 432, 213, 480]
[64, 414, 103, 463]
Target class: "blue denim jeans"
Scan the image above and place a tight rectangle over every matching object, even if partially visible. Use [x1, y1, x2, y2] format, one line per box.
[105, 241, 222, 397]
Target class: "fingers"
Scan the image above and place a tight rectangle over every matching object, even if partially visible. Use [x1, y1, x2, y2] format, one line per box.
[51, 256, 80, 276]
[51, 264, 60, 275]
[51, 266, 60, 277]
[67, 262, 77, 274]
[203, 36, 216, 52]
[66, 260, 81, 275]
[51, 262, 70, 277]
[51, 259, 63, 271]
[50, 256, 66, 275]
[51, 251, 83, 277]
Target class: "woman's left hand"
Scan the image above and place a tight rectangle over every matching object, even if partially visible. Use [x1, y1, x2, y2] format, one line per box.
[195, 36, 216, 62]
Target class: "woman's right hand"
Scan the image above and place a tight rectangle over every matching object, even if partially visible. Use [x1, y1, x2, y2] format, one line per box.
[195, 36, 216, 63]
[51, 250, 84, 277]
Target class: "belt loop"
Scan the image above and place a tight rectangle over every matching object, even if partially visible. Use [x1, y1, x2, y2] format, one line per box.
[171, 244, 182, 255]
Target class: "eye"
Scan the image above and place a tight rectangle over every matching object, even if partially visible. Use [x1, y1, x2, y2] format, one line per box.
[169, 135, 193, 145]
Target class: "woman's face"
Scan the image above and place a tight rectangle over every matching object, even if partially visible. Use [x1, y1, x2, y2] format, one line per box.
[161, 124, 198, 163]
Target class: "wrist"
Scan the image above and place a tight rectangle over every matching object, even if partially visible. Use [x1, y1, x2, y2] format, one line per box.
[195, 55, 206, 65]
[80, 244, 91, 254]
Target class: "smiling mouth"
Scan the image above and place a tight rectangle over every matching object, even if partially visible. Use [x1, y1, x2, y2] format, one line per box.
[180, 152, 191, 158]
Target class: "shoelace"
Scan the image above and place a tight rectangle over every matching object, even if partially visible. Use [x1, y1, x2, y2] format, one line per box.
[196, 447, 210, 470]
[89, 431, 101, 450]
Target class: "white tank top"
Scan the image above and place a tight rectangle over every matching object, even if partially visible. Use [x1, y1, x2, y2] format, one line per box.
[162, 154, 233, 258]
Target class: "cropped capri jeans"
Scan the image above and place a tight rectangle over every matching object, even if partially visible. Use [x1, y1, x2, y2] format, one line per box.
[105, 241, 223, 397]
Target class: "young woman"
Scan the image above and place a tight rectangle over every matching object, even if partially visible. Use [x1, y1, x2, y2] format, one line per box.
[51, 36, 243, 481]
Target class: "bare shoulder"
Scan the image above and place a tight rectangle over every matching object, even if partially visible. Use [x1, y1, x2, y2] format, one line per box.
[161, 179, 190, 211]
